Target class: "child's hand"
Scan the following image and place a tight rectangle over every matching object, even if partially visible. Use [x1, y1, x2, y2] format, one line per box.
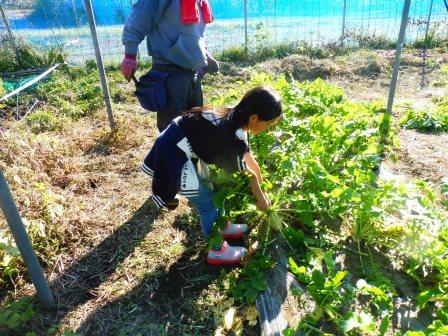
[256, 195, 270, 211]
[264, 193, 271, 207]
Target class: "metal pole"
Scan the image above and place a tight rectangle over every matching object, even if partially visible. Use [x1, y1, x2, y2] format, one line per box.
[341, 0, 347, 46]
[244, 0, 248, 53]
[424, 0, 434, 45]
[0, 3, 18, 53]
[0, 171, 55, 307]
[82, 0, 116, 130]
[386, 0, 411, 116]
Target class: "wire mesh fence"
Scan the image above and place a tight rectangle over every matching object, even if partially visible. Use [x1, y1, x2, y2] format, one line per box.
[0, 0, 448, 64]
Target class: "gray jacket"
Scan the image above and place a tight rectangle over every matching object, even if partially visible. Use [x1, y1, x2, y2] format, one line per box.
[122, 0, 209, 70]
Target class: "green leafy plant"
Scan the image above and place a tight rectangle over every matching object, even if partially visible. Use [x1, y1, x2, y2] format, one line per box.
[441, 177, 448, 208]
[0, 297, 35, 332]
[355, 279, 394, 335]
[26, 109, 63, 133]
[35, 65, 104, 119]
[0, 218, 49, 281]
[399, 104, 448, 132]
[0, 35, 65, 73]
[230, 253, 273, 303]
[205, 72, 448, 335]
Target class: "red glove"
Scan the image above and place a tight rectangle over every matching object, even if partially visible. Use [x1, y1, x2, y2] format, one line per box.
[121, 54, 137, 81]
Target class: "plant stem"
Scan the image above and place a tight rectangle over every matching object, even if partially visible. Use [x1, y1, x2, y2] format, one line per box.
[367, 244, 377, 273]
[303, 323, 326, 335]
[330, 242, 369, 257]
[338, 244, 369, 257]
[357, 240, 366, 276]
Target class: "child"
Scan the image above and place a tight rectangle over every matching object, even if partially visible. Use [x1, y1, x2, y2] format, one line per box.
[141, 86, 283, 265]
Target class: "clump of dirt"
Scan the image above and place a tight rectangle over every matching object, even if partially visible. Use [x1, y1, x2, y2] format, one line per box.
[335, 49, 389, 78]
[250, 49, 390, 82]
[218, 62, 248, 80]
[253, 54, 341, 81]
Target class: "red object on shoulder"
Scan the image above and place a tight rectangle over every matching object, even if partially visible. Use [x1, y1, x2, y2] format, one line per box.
[181, 0, 214, 24]
[201, 0, 214, 23]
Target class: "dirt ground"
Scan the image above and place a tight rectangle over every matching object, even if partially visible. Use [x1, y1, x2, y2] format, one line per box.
[1, 47, 447, 335]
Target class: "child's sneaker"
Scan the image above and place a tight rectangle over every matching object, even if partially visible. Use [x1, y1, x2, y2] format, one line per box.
[207, 241, 247, 265]
[221, 222, 248, 239]
[165, 195, 180, 210]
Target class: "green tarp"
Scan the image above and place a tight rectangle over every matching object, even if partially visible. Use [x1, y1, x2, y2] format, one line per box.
[1, 76, 39, 96]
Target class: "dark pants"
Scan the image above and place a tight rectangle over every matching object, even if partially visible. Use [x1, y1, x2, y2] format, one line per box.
[152, 64, 203, 132]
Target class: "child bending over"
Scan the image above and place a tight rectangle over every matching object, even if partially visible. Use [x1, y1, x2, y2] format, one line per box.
[141, 86, 282, 265]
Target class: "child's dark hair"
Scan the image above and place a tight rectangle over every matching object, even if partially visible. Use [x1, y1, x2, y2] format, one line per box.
[184, 86, 282, 130]
[226, 86, 282, 130]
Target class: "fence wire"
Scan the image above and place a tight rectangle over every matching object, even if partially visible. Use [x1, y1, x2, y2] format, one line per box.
[1, 0, 447, 64]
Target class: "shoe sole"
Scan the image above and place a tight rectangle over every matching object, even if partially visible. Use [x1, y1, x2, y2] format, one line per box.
[206, 257, 244, 265]
[222, 232, 245, 239]
[165, 203, 179, 210]
[165, 198, 180, 210]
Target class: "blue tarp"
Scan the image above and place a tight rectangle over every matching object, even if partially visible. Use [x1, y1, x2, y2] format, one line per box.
[10, 0, 446, 30]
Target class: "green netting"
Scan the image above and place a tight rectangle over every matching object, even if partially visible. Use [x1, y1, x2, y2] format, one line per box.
[4, 76, 39, 91]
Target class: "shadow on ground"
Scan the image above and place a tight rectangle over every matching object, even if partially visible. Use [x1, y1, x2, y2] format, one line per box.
[10, 199, 158, 336]
[75, 213, 224, 336]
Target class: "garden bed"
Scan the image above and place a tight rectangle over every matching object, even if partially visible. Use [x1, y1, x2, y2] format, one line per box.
[0, 47, 447, 335]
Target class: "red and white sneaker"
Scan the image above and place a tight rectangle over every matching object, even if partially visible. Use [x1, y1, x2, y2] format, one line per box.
[206, 241, 247, 265]
[221, 222, 248, 239]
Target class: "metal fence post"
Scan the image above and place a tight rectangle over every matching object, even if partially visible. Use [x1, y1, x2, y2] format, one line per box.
[0, 171, 55, 307]
[386, 0, 411, 116]
[82, 0, 116, 130]
[424, 0, 434, 45]
[244, 0, 248, 53]
[341, 0, 347, 46]
[0, 3, 18, 53]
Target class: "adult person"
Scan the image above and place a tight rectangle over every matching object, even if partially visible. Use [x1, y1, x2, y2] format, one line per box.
[121, 0, 219, 131]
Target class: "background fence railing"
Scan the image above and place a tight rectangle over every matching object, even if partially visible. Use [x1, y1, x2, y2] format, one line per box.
[1, 0, 447, 64]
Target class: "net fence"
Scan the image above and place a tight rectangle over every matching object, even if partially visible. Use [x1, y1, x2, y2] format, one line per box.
[1, 0, 447, 64]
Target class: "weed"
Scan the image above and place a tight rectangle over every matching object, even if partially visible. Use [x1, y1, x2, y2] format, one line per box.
[216, 23, 353, 64]
[399, 105, 448, 132]
[0, 35, 65, 73]
[25, 109, 63, 133]
[344, 29, 397, 49]
[0, 297, 35, 333]
[230, 253, 273, 303]
[35, 68, 103, 119]
[413, 29, 448, 49]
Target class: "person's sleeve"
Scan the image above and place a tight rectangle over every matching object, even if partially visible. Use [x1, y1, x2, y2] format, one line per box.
[122, 0, 166, 54]
[218, 140, 249, 174]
